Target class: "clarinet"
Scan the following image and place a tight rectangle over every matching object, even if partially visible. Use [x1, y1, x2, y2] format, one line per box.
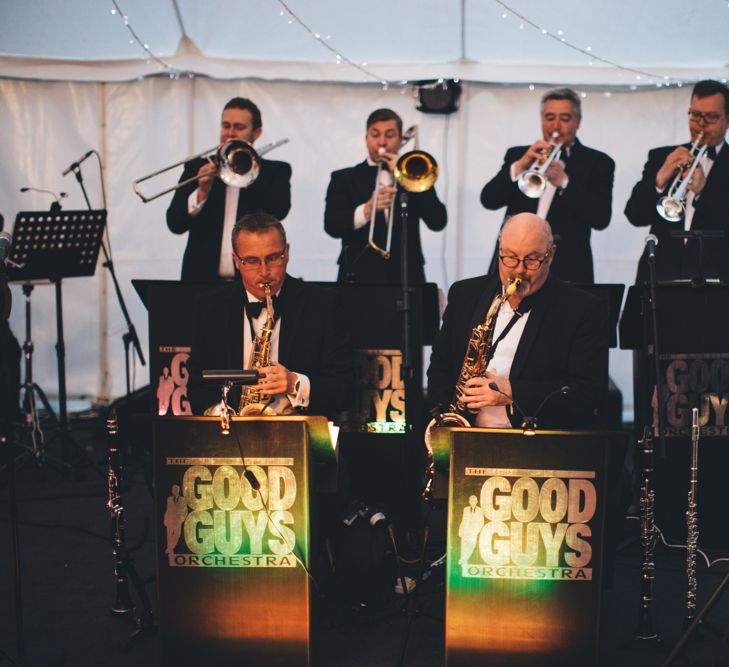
[684, 407, 700, 626]
[633, 426, 659, 641]
[107, 409, 134, 616]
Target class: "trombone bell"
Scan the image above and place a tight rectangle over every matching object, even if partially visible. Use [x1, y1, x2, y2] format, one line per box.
[218, 140, 260, 188]
[394, 150, 439, 193]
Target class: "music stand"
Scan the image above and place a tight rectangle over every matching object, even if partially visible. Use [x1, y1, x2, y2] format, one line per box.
[8, 209, 106, 465]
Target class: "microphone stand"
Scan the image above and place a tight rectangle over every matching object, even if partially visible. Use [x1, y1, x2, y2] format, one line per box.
[69, 162, 146, 398]
[391, 191, 442, 667]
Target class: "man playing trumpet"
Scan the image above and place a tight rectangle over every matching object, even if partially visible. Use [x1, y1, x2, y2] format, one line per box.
[427, 213, 608, 429]
[625, 79, 729, 282]
[324, 108, 447, 284]
[481, 88, 615, 284]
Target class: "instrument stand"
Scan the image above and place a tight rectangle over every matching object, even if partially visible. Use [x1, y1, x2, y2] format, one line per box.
[115, 534, 157, 653]
[3, 284, 71, 475]
[662, 570, 729, 666]
[388, 501, 444, 667]
[70, 164, 146, 399]
[645, 247, 666, 458]
[8, 208, 107, 472]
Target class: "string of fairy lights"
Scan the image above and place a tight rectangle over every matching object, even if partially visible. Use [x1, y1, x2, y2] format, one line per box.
[109, 0, 724, 93]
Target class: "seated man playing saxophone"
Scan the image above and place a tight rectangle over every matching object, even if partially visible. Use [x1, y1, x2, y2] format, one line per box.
[427, 213, 608, 429]
[188, 212, 352, 417]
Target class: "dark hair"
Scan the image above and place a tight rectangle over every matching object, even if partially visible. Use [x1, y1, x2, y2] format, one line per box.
[541, 87, 581, 118]
[223, 97, 263, 129]
[366, 108, 403, 135]
[231, 212, 287, 250]
[692, 80, 729, 115]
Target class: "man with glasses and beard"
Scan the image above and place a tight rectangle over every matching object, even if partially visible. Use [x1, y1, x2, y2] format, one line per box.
[625, 79, 729, 282]
[188, 212, 351, 417]
[427, 213, 608, 429]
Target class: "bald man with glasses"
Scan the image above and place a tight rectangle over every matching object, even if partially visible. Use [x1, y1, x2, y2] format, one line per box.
[625, 79, 729, 282]
[427, 213, 608, 429]
[188, 212, 352, 417]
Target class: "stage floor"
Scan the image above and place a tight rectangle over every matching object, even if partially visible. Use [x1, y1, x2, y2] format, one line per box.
[1, 414, 728, 667]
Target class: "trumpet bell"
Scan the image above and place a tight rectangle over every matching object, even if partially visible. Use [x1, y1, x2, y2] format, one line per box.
[517, 170, 547, 199]
[394, 150, 439, 192]
[218, 140, 260, 188]
[656, 196, 685, 223]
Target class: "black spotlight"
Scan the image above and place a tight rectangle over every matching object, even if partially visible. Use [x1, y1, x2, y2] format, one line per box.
[415, 79, 462, 115]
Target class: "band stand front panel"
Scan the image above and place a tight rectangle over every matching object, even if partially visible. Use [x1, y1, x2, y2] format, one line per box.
[154, 417, 311, 667]
[443, 429, 607, 667]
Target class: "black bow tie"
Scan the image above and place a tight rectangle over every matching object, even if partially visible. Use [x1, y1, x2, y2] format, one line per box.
[246, 295, 280, 320]
[706, 146, 717, 161]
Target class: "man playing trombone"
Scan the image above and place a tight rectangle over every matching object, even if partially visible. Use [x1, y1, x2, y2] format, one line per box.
[480, 88, 615, 284]
[324, 108, 447, 284]
[166, 97, 292, 282]
[625, 79, 729, 282]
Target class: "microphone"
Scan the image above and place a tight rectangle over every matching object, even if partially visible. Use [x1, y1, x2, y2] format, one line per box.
[488, 382, 531, 430]
[0, 231, 13, 263]
[20, 187, 68, 212]
[645, 234, 658, 260]
[61, 150, 94, 177]
[489, 382, 571, 435]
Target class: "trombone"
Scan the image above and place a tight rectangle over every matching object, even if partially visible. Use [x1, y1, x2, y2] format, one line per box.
[132, 138, 289, 203]
[368, 125, 439, 259]
[656, 132, 707, 222]
[517, 132, 563, 199]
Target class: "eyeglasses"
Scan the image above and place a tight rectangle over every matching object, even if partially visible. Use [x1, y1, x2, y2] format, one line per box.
[234, 250, 287, 271]
[498, 250, 551, 270]
[688, 110, 724, 125]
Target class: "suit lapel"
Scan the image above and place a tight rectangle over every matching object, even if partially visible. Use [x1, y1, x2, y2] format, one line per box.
[225, 282, 246, 368]
[509, 279, 556, 380]
[277, 275, 304, 367]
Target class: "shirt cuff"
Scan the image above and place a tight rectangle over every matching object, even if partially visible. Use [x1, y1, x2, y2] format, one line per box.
[187, 189, 206, 215]
[353, 203, 368, 230]
[287, 372, 311, 409]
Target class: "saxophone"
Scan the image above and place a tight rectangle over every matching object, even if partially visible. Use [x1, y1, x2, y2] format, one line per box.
[239, 282, 277, 416]
[436, 277, 522, 427]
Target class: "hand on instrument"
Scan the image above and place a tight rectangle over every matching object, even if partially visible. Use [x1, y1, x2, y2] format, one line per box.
[687, 163, 706, 196]
[195, 159, 217, 204]
[379, 150, 400, 173]
[544, 159, 568, 188]
[515, 140, 553, 176]
[460, 371, 513, 412]
[655, 146, 694, 191]
[256, 363, 298, 397]
[363, 184, 397, 219]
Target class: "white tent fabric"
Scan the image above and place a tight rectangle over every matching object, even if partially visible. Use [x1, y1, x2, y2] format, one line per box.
[1, 0, 727, 85]
[1, 1, 727, 416]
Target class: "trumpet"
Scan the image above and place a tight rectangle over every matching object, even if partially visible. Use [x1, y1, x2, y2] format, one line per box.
[368, 125, 439, 259]
[517, 132, 563, 199]
[133, 138, 289, 203]
[656, 132, 707, 222]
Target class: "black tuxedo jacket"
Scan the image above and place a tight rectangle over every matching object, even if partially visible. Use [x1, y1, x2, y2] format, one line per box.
[166, 157, 292, 281]
[324, 159, 447, 284]
[480, 139, 615, 283]
[427, 274, 608, 428]
[188, 275, 352, 417]
[624, 141, 729, 282]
